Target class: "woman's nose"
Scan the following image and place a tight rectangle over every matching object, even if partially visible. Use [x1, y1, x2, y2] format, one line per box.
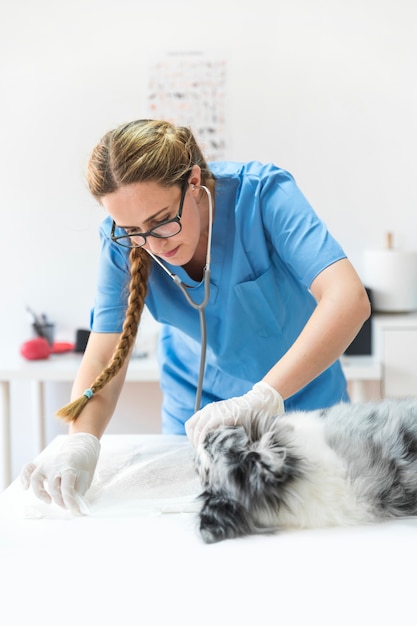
[146, 238, 169, 255]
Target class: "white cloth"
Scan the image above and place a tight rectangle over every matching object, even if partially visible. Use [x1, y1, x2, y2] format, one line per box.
[5, 435, 200, 521]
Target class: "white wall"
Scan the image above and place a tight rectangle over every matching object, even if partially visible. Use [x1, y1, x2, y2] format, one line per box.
[1, 0, 417, 478]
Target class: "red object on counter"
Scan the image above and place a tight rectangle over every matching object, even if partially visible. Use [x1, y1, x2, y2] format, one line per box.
[20, 339, 75, 360]
[20, 338, 51, 360]
[51, 342, 74, 354]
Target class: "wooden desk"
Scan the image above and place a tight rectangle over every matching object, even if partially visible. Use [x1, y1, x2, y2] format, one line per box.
[0, 353, 381, 492]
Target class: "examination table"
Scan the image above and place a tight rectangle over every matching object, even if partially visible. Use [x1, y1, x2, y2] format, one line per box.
[1, 433, 416, 626]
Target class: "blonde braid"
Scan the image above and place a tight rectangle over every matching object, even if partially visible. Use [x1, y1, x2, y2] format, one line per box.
[56, 247, 152, 422]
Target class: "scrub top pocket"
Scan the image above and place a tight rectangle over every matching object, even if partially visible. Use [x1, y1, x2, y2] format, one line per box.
[234, 266, 285, 338]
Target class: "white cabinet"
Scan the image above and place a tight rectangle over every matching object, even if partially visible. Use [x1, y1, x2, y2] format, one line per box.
[383, 328, 417, 398]
[382, 328, 417, 397]
[373, 314, 417, 398]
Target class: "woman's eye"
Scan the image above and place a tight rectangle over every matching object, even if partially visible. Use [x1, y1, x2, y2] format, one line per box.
[148, 216, 172, 229]
[125, 228, 142, 235]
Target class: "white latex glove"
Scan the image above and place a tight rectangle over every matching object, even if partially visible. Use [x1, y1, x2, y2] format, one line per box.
[185, 381, 284, 447]
[20, 433, 101, 516]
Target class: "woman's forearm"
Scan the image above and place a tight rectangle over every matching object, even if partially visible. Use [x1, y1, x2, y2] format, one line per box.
[263, 259, 371, 400]
[67, 331, 130, 438]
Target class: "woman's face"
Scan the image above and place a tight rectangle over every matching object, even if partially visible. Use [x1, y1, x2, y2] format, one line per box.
[101, 175, 204, 267]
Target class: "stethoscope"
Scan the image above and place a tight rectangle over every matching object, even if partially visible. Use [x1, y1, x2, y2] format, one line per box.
[145, 184, 213, 413]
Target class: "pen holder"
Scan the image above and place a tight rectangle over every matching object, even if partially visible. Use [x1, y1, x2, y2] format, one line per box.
[33, 322, 55, 346]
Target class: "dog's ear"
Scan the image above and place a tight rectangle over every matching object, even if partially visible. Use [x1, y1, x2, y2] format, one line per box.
[250, 427, 304, 486]
[198, 490, 254, 544]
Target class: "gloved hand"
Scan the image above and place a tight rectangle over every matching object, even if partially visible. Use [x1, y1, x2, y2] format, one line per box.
[20, 433, 101, 515]
[185, 381, 284, 447]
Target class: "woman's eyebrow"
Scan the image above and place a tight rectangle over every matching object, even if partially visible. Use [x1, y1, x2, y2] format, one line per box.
[143, 206, 171, 226]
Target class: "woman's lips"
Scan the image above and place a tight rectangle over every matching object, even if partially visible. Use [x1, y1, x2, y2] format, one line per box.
[161, 245, 180, 259]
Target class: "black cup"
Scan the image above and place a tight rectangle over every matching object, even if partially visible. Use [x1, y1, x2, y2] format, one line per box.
[33, 322, 55, 346]
[74, 329, 90, 353]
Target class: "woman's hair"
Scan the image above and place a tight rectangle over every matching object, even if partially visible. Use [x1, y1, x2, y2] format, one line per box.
[87, 118, 213, 194]
[56, 119, 213, 422]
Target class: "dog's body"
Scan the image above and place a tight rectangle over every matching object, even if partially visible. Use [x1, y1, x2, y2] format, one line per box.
[194, 398, 417, 543]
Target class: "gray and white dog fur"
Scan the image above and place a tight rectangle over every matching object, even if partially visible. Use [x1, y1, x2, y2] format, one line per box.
[194, 398, 417, 543]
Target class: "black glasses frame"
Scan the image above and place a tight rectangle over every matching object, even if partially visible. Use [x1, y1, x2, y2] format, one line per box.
[110, 180, 188, 249]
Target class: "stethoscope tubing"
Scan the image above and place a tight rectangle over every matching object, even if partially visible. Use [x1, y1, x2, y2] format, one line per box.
[145, 184, 213, 413]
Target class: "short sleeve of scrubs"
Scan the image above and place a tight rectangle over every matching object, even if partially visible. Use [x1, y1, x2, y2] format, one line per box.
[231, 161, 346, 289]
[90, 218, 131, 332]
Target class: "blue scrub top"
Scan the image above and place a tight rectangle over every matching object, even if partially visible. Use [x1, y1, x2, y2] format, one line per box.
[91, 161, 349, 434]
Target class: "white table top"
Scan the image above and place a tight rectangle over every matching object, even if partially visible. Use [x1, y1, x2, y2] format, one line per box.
[0, 351, 159, 381]
[0, 434, 416, 626]
[0, 351, 380, 382]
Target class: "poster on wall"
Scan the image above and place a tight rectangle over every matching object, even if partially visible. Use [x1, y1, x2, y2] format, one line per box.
[144, 51, 227, 162]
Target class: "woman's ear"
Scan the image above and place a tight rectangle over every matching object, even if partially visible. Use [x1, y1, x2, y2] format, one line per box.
[188, 164, 201, 189]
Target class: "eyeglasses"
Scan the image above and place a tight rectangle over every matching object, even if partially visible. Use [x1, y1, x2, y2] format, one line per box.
[110, 181, 188, 249]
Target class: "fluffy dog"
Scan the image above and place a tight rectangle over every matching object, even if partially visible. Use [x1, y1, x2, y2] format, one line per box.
[194, 399, 417, 543]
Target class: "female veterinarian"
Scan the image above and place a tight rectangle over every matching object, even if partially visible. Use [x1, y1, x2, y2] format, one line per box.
[21, 119, 370, 513]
